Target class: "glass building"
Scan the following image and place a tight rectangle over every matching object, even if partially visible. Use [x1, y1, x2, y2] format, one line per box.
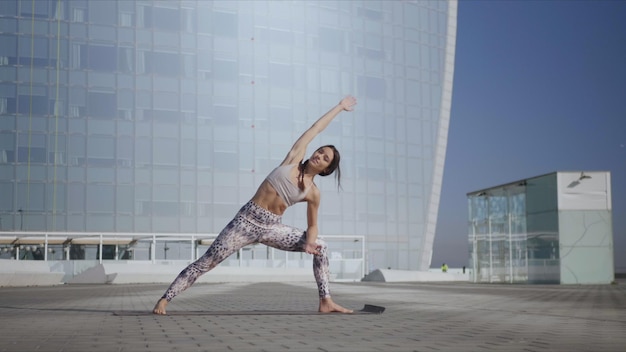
[0, 0, 457, 272]
[467, 171, 614, 284]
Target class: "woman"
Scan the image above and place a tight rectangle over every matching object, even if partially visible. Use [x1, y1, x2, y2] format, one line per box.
[153, 96, 357, 315]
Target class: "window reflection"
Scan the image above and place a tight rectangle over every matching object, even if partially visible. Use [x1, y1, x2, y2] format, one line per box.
[319, 27, 344, 52]
[212, 12, 237, 37]
[86, 184, 114, 212]
[87, 92, 116, 119]
[145, 52, 180, 76]
[153, 138, 178, 165]
[145, 7, 180, 31]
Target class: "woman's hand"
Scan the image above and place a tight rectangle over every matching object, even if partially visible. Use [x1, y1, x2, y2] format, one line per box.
[339, 95, 357, 111]
[304, 242, 321, 255]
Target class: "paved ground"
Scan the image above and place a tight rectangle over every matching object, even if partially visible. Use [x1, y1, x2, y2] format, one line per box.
[0, 279, 625, 352]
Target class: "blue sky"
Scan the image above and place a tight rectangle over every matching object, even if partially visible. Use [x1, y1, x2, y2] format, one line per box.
[432, 0, 626, 271]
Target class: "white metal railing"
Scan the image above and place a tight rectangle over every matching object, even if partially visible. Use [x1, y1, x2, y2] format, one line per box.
[0, 231, 366, 281]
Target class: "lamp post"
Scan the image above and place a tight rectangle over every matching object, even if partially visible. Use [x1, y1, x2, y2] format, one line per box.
[18, 208, 23, 230]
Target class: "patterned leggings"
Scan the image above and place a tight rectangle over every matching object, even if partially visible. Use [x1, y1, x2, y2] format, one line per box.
[160, 200, 331, 301]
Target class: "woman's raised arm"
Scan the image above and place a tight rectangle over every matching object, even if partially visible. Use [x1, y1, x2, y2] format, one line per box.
[281, 96, 356, 166]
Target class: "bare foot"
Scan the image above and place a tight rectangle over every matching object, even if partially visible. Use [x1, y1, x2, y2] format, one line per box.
[152, 298, 168, 315]
[319, 297, 353, 313]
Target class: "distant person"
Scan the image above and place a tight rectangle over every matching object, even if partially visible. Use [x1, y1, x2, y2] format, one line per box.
[33, 248, 44, 260]
[441, 263, 448, 273]
[153, 96, 357, 315]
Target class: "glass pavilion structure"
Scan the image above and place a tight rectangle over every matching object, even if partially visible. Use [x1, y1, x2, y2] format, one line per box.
[0, 0, 457, 273]
[468, 171, 614, 284]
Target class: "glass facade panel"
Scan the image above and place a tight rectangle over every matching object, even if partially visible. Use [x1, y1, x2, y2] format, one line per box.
[468, 183, 529, 283]
[525, 174, 560, 283]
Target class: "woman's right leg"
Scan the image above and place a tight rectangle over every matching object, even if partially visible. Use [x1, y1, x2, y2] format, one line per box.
[158, 215, 258, 303]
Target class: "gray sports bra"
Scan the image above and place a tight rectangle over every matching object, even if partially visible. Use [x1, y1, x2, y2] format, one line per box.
[265, 164, 311, 207]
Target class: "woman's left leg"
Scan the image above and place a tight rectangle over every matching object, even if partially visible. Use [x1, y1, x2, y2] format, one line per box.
[258, 225, 331, 299]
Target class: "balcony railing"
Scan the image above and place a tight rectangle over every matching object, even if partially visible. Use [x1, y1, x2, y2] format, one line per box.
[0, 231, 366, 281]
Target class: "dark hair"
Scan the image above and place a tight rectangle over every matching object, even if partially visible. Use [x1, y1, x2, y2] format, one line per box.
[298, 145, 342, 190]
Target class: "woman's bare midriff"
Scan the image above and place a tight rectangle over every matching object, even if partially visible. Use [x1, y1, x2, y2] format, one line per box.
[251, 181, 288, 215]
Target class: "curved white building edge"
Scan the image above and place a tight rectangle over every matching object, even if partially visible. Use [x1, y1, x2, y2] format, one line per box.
[419, 0, 458, 270]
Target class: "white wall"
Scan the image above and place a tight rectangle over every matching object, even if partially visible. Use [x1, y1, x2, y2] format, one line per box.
[0, 260, 316, 287]
[557, 172, 614, 284]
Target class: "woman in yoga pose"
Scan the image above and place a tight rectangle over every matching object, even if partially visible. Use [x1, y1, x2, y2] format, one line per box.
[153, 96, 357, 314]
